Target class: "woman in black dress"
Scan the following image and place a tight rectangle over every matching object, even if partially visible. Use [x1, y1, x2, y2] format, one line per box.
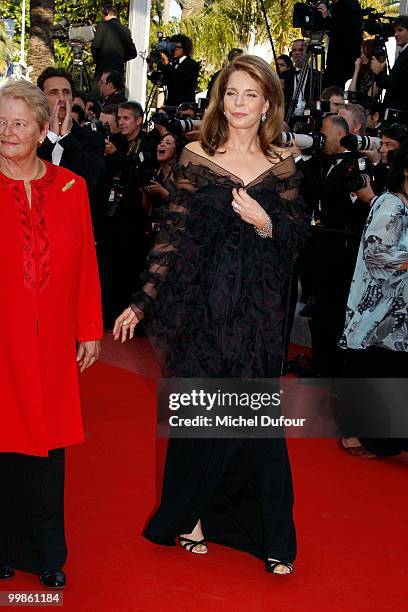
[114, 55, 308, 574]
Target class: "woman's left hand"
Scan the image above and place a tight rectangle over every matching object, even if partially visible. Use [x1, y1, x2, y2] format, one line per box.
[231, 187, 270, 230]
[76, 340, 101, 373]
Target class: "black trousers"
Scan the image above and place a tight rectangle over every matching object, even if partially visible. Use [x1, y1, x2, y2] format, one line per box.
[0, 449, 67, 573]
[342, 347, 408, 456]
[309, 234, 359, 377]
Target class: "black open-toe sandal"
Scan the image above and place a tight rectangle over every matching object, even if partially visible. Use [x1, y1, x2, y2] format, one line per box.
[265, 559, 294, 574]
[179, 536, 208, 554]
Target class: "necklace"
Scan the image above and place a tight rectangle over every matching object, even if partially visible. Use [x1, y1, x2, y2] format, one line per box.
[0, 158, 45, 182]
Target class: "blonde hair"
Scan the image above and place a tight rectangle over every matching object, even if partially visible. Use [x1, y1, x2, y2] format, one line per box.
[0, 79, 50, 129]
[201, 55, 283, 159]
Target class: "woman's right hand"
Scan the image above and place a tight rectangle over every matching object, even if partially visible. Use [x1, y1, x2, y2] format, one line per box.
[145, 181, 169, 198]
[354, 57, 362, 72]
[113, 307, 141, 343]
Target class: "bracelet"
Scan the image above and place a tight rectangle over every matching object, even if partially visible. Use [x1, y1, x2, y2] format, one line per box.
[254, 216, 272, 238]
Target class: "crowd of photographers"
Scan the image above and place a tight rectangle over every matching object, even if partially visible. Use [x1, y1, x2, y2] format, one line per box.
[30, 2, 408, 456]
[277, 25, 408, 377]
[277, 10, 408, 457]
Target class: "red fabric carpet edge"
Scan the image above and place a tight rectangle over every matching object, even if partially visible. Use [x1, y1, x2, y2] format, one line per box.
[1, 361, 407, 612]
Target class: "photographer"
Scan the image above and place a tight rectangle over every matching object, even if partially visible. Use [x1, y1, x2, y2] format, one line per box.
[98, 70, 127, 108]
[148, 34, 200, 107]
[321, 85, 345, 113]
[371, 123, 408, 196]
[91, 5, 137, 79]
[73, 90, 87, 111]
[318, 0, 363, 89]
[85, 97, 102, 120]
[371, 16, 408, 125]
[364, 99, 383, 136]
[72, 104, 86, 127]
[207, 48, 244, 100]
[142, 132, 185, 243]
[100, 104, 121, 136]
[347, 40, 379, 103]
[97, 101, 158, 328]
[99, 104, 127, 179]
[282, 39, 321, 120]
[339, 102, 367, 135]
[301, 114, 373, 376]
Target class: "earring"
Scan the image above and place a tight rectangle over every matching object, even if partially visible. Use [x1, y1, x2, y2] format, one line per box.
[261, 113, 267, 123]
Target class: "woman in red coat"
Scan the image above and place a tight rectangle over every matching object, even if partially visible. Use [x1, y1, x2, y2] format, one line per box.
[0, 80, 102, 588]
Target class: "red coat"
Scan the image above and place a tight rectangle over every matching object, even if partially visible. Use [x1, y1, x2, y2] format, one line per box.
[0, 163, 103, 457]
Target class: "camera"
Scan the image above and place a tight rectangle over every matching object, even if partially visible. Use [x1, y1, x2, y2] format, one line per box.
[51, 18, 94, 43]
[84, 118, 112, 141]
[197, 98, 210, 118]
[372, 38, 387, 63]
[281, 131, 326, 155]
[362, 8, 395, 39]
[383, 108, 402, 126]
[149, 33, 176, 64]
[346, 156, 369, 192]
[106, 175, 124, 217]
[292, 1, 327, 33]
[292, 99, 330, 134]
[177, 100, 209, 120]
[343, 90, 361, 104]
[340, 134, 381, 152]
[149, 106, 201, 135]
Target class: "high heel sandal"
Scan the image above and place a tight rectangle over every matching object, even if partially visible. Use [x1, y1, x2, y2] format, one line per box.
[337, 437, 376, 458]
[179, 536, 208, 554]
[265, 559, 294, 574]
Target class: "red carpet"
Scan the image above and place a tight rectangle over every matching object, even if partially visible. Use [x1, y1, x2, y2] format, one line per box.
[1, 360, 407, 611]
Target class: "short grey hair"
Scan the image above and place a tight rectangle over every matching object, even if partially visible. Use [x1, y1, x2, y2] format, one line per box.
[341, 103, 367, 136]
[0, 79, 50, 129]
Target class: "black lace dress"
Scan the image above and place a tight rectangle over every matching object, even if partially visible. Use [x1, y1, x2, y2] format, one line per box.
[132, 148, 308, 563]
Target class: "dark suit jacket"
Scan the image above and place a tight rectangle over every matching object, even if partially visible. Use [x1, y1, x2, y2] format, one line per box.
[376, 47, 408, 123]
[300, 152, 369, 234]
[91, 18, 137, 77]
[323, 0, 363, 88]
[149, 56, 200, 107]
[101, 90, 127, 109]
[38, 121, 105, 222]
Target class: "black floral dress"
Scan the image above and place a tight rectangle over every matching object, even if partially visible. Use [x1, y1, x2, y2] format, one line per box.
[132, 148, 309, 562]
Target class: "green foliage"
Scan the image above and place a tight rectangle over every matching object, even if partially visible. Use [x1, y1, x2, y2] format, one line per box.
[0, 0, 24, 62]
[150, 0, 403, 91]
[0, 0, 402, 85]
[0, 21, 12, 74]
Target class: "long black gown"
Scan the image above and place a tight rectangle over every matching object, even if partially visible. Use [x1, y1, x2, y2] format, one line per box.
[132, 148, 308, 563]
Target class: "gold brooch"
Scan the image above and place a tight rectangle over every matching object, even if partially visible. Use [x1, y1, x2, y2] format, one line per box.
[62, 179, 76, 192]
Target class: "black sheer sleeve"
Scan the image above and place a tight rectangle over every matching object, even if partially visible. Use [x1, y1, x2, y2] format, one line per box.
[131, 148, 199, 320]
[262, 153, 310, 276]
